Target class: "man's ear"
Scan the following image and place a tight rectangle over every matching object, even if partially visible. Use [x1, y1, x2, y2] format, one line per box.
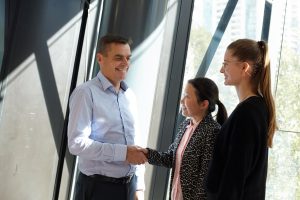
[96, 53, 102, 63]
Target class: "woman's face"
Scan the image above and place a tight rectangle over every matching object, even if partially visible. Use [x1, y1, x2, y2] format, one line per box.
[180, 83, 204, 119]
[220, 49, 244, 86]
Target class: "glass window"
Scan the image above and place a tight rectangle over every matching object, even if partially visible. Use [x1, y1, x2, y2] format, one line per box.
[185, 0, 265, 112]
[182, 0, 300, 199]
[267, 0, 300, 199]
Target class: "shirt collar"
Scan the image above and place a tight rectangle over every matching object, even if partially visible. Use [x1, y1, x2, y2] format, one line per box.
[187, 113, 213, 128]
[97, 71, 128, 91]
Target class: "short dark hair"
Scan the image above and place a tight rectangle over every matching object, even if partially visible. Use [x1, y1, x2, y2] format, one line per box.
[98, 34, 132, 55]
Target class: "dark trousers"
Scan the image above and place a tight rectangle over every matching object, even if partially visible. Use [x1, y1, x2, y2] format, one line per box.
[74, 172, 137, 200]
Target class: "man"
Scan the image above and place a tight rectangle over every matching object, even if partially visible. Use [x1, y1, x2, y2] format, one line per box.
[68, 34, 147, 200]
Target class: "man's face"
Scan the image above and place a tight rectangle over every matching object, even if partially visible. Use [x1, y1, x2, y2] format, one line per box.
[97, 43, 131, 87]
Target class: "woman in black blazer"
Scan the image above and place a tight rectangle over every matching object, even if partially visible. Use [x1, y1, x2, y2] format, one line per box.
[206, 39, 277, 200]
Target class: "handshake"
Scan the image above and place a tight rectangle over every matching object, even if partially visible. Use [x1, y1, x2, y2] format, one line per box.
[126, 145, 149, 165]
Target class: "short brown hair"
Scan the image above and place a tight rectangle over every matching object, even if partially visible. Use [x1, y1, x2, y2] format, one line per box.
[98, 34, 132, 55]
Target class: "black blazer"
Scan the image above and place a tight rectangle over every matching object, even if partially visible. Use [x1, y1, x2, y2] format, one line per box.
[147, 114, 221, 200]
[206, 96, 269, 200]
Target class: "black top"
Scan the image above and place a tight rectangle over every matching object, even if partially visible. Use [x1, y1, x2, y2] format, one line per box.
[147, 114, 221, 200]
[206, 96, 269, 200]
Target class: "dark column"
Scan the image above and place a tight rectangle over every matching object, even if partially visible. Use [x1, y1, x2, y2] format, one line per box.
[99, 0, 168, 49]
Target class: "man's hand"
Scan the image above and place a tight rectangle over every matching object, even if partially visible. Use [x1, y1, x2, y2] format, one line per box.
[140, 148, 148, 156]
[126, 145, 148, 165]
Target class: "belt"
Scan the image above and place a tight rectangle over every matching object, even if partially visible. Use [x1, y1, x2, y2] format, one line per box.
[82, 172, 133, 184]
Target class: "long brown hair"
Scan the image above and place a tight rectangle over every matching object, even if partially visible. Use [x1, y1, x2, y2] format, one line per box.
[227, 39, 277, 147]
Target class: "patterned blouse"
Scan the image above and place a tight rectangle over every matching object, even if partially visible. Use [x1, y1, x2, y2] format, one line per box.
[147, 114, 221, 200]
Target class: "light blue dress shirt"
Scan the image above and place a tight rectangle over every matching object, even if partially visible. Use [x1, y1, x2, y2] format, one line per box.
[68, 71, 144, 189]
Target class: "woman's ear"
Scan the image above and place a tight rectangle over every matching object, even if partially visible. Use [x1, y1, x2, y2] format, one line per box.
[243, 62, 252, 77]
[202, 99, 209, 109]
[241, 61, 248, 70]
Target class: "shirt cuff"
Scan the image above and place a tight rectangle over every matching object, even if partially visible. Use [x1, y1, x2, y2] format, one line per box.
[113, 144, 127, 161]
[135, 164, 145, 190]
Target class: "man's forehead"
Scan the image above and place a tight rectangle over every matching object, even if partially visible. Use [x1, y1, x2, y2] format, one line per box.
[106, 43, 131, 56]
